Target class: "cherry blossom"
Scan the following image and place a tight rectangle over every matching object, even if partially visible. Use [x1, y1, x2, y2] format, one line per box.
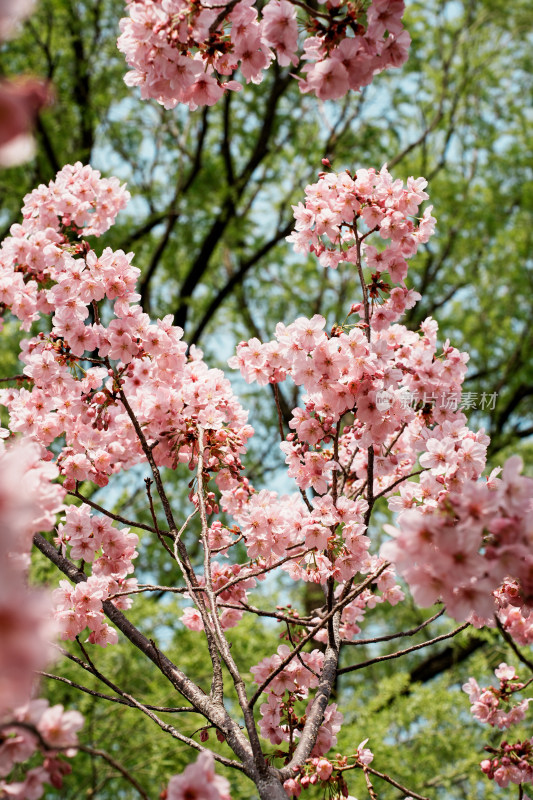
[118, 0, 409, 110]
[463, 663, 531, 730]
[1, 157, 530, 799]
[0, 700, 83, 798]
[166, 752, 231, 800]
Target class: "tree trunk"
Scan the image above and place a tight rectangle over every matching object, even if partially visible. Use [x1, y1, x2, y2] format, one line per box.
[255, 773, 287, 800]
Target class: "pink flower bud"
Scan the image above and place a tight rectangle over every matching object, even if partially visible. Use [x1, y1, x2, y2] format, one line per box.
[283, 778, 301, 797]
[315, 758, 333, 781]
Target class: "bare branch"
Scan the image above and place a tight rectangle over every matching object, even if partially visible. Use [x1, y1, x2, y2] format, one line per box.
[341, 608, 446, 646]
[251, 565, 389, 707]
[39, 671, 197, 713]
[338, 622, 470, 675]
[78, 745, 152, 800]
[32, 533, 253, 767]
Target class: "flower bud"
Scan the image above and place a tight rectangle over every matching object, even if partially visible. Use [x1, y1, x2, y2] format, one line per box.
[283, 778, 301, 797]
[315, 758, 333, 781]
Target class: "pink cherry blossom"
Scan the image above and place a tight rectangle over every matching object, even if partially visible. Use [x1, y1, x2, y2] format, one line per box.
[167, 752, 231, 800]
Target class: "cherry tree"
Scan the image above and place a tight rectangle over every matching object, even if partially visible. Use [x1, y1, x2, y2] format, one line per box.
[1, 1, 532, 799]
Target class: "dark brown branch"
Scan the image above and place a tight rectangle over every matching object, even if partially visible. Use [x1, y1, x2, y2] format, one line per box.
[32, 533, 253, 768]
[341, 608, 445, 646]
[139, 112, 209, 309]
[124, 109, 209, 254]
[173, 69, 293, 332]
[338, 622, 470, 675]
[68, 489, 158, 535]
[188, 218, 294, 346]
[250, 566, 388, 707]
[65, 0, 94, 161]
[35, 115, 61, 174]
[39, 671, 197, 713]
[221, 90, 235, 185]
[78, 745, 151, 800]
[364, 765, 430, 800]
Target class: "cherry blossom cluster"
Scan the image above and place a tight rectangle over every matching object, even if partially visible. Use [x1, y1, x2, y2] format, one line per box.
[495, 581, 533, 646]
[251, 645, 342, 755]
[480, 740, 533, 790]
[0, 699, 83, 800]
[463, 663, 533, 791]
[220, 484, 372, 583]
[20, 161, 130, 238]
[0, 164, 254, 656]
[0, 163, 253, 488]
[117, 0, 409, 110]
[181, 558, 256, 631]
[287, 163, 434, 289]
[283, 739, 374, 797]
[0, 161, 130, 331]
[382, 455, 533, 622]
[215, 468, 406, 616]
[165, 751, 231, 800]
[230, 316, 472, 504]
[52, 503, 138, 647]
[463, 663, 531, 730]
[228, 162, 479, 601]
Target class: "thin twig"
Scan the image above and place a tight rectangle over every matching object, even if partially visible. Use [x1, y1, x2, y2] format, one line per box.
[214, 548, 310, 596]
[250, 564, 388, 706]
[365, 764, 430, 800]
[39, 672, 197, 713]
[338, 622, 470, 674]
[78, 745, 151, 800]
[373, 469, 425, 501]
[68, 489, 158, 534]
[341, 608, 446, 646]
[495, 615, 533, 673]
[196, 427, 266, 768]
[218, 601, 313, 628]
[273, 383, 286, 441]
